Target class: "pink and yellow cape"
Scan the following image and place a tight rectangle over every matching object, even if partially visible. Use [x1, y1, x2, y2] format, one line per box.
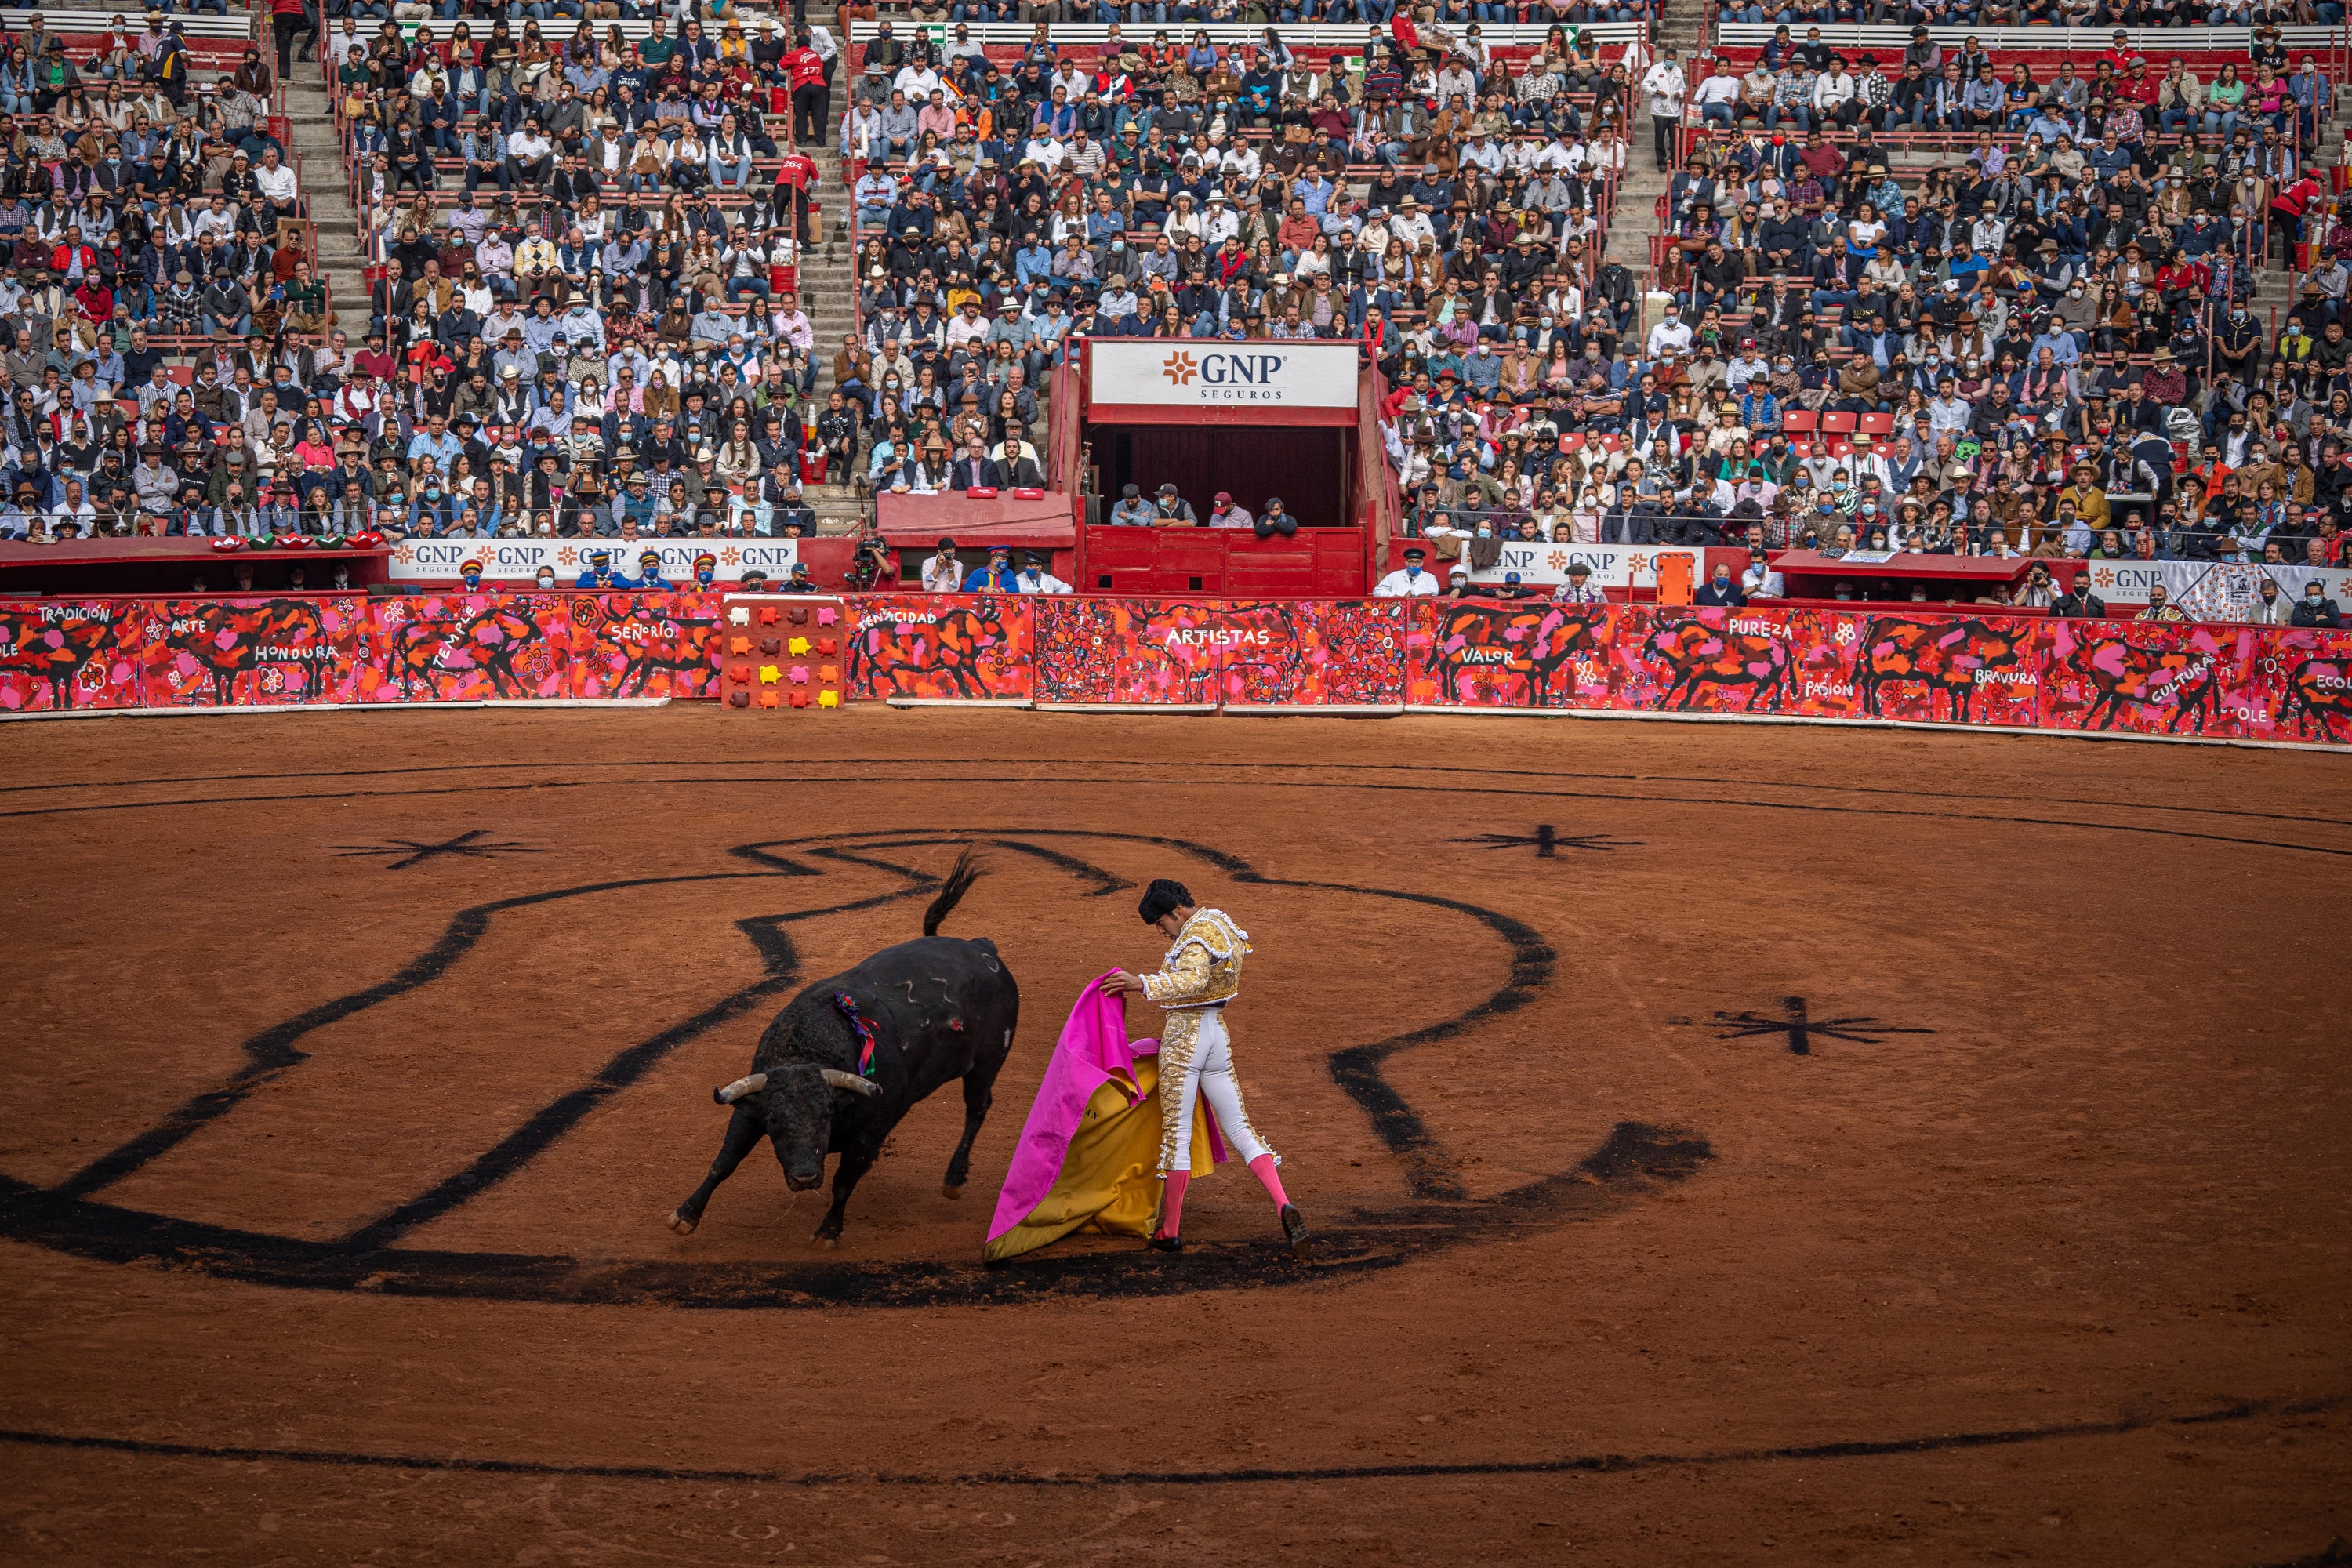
[984, 974, 1225, 1264]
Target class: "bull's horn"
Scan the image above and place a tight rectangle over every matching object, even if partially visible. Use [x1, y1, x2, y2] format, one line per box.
[821, 1069, 881, 1097]
[713, 1072, 768, 1105]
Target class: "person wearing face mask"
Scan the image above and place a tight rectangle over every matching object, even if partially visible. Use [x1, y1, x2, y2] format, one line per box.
[1374, 544, 1441, 596]
[534, 565, 559, 592]
[409, 477, 456, 534]
[459, 557, 485, 591]
[576, 547, 626, 589]
[1693, 561, 1748, 608]
[2292, 581, 2344, 626]
[1014, 550, 1072, 594]
[2245, 575, 2295, 626]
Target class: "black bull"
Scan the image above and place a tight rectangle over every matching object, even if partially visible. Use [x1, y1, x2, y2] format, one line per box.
[666, 851, 1018, 1247]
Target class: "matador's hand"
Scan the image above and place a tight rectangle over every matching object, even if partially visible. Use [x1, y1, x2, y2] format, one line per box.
[1104, 970, 1145, 997]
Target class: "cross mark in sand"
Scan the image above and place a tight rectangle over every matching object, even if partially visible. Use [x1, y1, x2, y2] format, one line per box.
[1669, 996, 1935, 1056]
[1449, 823, 1642, 858]
[332, 830, 546, 871]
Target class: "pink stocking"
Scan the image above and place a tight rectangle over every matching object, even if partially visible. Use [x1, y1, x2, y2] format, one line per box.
[1248, 1153, 1290, 1210]
[1157, 1171, 1189, 1237]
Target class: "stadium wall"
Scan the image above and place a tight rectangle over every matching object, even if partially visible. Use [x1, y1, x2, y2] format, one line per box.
[7, 593, 2350, 747]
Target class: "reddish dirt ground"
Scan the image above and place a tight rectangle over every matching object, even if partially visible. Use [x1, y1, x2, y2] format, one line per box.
[2, 707, 2349, 1566]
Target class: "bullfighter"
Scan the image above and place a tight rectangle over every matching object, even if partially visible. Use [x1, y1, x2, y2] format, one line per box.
[1109, 880, 1310, 1259]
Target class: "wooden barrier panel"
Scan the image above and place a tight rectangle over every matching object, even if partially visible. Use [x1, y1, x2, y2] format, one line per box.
[8, 591, 2350, 746]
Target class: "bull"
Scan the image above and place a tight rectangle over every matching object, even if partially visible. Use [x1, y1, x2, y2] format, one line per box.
[666, 848, 1018, 1248]
[2274, 657, 2352, 741]
[2076, 636, 2226, 733]
[1644, 619, 1791, 712]
[1857, 616, 2030, 724]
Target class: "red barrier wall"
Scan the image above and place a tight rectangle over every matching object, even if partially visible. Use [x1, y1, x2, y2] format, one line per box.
[1032, 599, 1405, 706]
[9, 590, 2350, 747]
[844, 594, 1034, 701]
[1406, 603, 2352, 745]
[0, 592, 724, 714]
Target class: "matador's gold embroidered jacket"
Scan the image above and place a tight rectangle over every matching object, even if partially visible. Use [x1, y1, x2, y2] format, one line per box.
[1140, 907, 1249, 1019]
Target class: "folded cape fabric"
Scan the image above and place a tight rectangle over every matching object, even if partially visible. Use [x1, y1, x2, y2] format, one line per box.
[984, 973, 1223, 1263]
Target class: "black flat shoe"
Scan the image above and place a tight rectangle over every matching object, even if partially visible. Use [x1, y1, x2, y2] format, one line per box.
[1279, 1203, 1312, 1261]
[1147, 1233, 1184, 1253]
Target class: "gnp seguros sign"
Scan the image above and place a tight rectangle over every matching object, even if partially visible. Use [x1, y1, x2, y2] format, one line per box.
[1087, 339, 1359, 410]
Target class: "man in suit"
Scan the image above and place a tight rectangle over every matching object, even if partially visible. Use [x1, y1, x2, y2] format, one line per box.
[948, 437, 1001, 492]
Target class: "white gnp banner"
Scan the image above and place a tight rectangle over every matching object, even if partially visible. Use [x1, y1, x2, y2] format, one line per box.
[390, 538, 800, 583]
[1472, 541, 1704, 588]
[2159, 561, 2352, 619]
[1087, 339, 1361, 408]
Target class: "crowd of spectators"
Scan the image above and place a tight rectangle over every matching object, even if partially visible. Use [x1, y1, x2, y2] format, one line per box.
[839, 16, 1647, 501]
[325, 6, 842, 542]
[0, 2, 851, 544]
[1387, 22, 2352, 606]
[0, 13, 339, 543]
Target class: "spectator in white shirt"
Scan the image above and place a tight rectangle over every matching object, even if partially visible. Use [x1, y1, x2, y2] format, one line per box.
[1646, 303, 1694, 358]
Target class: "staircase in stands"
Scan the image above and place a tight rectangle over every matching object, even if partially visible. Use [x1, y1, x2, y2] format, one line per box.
[1606, 5, 1708, 289]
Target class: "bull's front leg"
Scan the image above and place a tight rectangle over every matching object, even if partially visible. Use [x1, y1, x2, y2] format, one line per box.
[812, 1144, 877, 1249]
[667, 1102, 765, 1236]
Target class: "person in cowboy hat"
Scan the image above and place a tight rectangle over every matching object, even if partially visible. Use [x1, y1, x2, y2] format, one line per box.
[576, 546, 622, 589]
[635, 547, 670, 589]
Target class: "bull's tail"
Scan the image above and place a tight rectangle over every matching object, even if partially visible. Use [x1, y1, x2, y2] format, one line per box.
[923, 846, 985, 935]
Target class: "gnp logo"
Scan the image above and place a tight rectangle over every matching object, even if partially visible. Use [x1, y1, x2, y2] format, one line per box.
[1160, 350, 1292, 401]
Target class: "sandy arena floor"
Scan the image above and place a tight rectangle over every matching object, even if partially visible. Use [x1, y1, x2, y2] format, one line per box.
[2, 706, 2348, 1566]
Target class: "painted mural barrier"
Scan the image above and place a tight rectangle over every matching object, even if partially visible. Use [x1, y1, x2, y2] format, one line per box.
[1031, 598, 1406, 706]
[844, 594, 1035, 701]
[0, 592, 724, 713]
[7, 590, 2351, 746]
[1408, 602, 2352, 744]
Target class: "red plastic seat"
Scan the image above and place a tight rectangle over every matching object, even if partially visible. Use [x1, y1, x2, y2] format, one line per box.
[1781, 408, 1818, 434]
[1857, 412, 1896, 436]
[1820, 411, 1860, 435]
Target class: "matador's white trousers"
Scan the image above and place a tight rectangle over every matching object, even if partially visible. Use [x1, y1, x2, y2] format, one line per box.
[1163, 1010, 1272, 1174]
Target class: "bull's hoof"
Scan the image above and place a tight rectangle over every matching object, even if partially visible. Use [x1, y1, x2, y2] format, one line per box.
[810, 1235, 839, 1250]
[942, 1182, 964, 1200]
[665, 1209, 699, 1236]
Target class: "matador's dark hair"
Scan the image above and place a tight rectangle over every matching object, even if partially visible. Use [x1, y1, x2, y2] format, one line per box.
[1138, 879, 1193, 926]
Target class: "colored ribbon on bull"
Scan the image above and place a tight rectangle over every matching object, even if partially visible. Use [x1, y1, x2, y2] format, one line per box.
[833, 991, 880, 1079]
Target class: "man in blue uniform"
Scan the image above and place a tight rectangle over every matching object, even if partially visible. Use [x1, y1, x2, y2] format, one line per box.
[960, 544, 1020, 592]
[635, 548, 671, 589]
[576, 547, 624, 588]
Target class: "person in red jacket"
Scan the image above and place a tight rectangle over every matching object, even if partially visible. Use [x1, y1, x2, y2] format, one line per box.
[785, 29, 829, 147]
[51, 233, 97, 280]
[270, 0, 307, 80]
